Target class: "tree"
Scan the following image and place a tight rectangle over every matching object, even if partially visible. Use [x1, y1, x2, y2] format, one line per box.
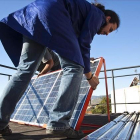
[91, 97, 111, 114]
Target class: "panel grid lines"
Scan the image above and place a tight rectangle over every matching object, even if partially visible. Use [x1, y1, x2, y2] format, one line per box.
[12, 78, 36, 120]
[35, 70, 62, 123]
[10, 58, 103, 129]
[73, 91, 89, 128]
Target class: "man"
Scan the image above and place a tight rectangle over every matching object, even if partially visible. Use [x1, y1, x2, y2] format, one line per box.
[0, 0, 120, 138]
[37, 48, 61, 77]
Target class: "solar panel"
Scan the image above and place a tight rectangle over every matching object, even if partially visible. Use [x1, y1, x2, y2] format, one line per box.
[81, 112, 138, 140]
[10, 57, 103, 129]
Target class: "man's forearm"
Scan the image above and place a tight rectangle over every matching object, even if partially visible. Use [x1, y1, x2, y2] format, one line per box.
[38, 59, 54, 76]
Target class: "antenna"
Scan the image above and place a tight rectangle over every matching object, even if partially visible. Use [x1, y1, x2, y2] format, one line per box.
[91, 0, 98, 4]
[94, 0, 98, 4]
[135, 69, 140, 84]
[134, 69, 140, 85]
[134, 69, 139, 79]
[134, 69, 137, 74]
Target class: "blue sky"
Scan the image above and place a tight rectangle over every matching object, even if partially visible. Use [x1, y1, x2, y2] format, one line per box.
[0, 0, 140, 96]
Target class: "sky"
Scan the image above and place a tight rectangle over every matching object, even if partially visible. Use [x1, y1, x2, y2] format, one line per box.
[0, 0, 140, 97]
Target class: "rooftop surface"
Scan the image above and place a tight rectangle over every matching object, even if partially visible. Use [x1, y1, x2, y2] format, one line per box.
[0, 113, 120, 140]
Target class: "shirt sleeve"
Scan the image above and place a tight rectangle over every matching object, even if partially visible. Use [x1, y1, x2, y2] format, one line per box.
[78, 6, 105, 73]
[42, 48, 52, 63]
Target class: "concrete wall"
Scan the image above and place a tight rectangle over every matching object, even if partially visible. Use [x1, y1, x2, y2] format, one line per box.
[111, 85, 140, 113]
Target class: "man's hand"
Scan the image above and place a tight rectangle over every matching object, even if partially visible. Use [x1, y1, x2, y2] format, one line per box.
[88, 75, 99, 90]
[37, 73, 44, 78]
[90, 57, 95, 61]
[37, 59, 54, 78]
[85, 71, 99, 90]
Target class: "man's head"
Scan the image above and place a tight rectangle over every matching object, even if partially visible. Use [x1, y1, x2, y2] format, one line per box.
[93, 3, 120, 35]
[97, 10, 120, 35]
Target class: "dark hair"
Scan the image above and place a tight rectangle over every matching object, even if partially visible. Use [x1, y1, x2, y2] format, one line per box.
[92, 3, 120, 29]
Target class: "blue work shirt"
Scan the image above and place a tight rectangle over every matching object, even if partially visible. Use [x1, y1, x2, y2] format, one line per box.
[0, 0, 105, 73]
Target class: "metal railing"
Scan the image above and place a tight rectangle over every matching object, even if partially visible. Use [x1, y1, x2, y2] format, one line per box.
[0, 64, 16, 80]
[0, 64, 38, 80]
[1, 64, 140, 113]
[99, 65, 140, 113]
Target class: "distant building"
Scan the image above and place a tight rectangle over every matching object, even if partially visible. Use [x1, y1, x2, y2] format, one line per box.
[111, 85, 140, 113]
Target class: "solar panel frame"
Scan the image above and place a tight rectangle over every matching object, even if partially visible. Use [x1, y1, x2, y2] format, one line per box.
[74, 57, 103, 130]
[10, 57, 104, 129]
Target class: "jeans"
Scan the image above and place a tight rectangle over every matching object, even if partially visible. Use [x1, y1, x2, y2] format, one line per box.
[0, 36, 46, 129]
[47, 54, 84, 130]
[0, 36, 84, 130]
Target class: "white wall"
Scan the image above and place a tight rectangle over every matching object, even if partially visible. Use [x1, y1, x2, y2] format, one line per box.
[111, 85, 140, 113]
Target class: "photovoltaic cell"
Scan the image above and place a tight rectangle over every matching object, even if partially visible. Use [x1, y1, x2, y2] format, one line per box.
[11, 58, 103, 129]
